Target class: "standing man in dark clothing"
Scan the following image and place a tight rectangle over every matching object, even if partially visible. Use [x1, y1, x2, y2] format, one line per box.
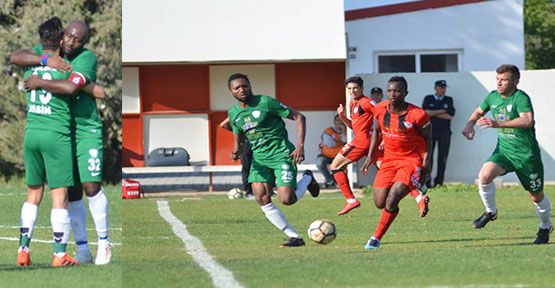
[421, 80, 455, 188]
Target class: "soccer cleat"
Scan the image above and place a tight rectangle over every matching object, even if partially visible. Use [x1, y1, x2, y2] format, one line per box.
[279, 237, 305, 248]
[417, 195, 430, 218]
[533, 226, 553, 244]
[17, 249, 32, 267]
[337, 200, 361, 215]
[95, 242, 113, 265]
[75, 249, 93, 264]
[52, 253, 79, 267]
[473, 211, 498, 229]
[364, 237, 380, 250]
[304, 170, 320, 197]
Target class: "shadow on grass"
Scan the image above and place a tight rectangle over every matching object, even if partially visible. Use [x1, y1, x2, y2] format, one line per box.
[384, 235, 533, 245]
[0, 263, 54, 271]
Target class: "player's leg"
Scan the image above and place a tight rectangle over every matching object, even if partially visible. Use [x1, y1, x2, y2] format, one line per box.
[50, 187, 78, 266]
[251, 161, 304, 247]
[331, 144, 360, 215]
[240, 140, 253, 196]
[516, 159, 552, 244]
[473, 158, 508, 228]
[77, 137, 111, 264]
[68, 181, 93, 263]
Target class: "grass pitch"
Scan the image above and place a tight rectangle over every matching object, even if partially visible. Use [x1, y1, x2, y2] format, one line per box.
[123, 184, 555, 287]
[0, 180, 122, 287]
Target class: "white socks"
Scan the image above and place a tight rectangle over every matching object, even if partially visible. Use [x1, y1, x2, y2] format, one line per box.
[20, 202, 38, 246]
[534, 197, 552, 229]
[68, 200, 90, 251]
[51, 208, 70, 254]
[261, 203, 299, 238]
[88, 190, 109, 244]
[295, 173, 311, 200]
[479, 182, 497, 214]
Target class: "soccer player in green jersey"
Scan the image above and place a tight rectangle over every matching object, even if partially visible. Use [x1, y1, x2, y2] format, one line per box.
[12, 20, 111, 264]
[15, 17, 79, 267]
[462, 64, 552, 244]
[227, 73, 320, 247]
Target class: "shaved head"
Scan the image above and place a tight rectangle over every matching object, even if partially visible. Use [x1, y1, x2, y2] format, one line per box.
[62, 20, 90, 59]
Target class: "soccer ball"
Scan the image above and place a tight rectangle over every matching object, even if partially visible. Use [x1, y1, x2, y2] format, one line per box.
[307, 219, 336, 244]
[227, 188, 243, 199]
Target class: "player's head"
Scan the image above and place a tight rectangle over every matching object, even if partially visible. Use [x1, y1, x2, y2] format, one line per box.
[345, 76, 364, 100]
[38, 17, 64, 51]
[228, 73, 252, 103]
[387, 76, 408, 105]
[62, 20, 90, 58]
[496, 64, 520, 95]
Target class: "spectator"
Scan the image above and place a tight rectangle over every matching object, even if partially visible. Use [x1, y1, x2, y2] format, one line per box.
[316, 115, 346, 188]
[370, 87, 384, 103]
[421, 80, 455, 188]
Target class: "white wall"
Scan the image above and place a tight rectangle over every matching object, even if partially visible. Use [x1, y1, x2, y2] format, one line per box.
[122, 67, 140, 113]
[210, 64, 276, 111]
[123, 0, 346, 63]
[143, 114, 209, 165]
[356, 69, 555, 185]
[346, 0, 524, 74]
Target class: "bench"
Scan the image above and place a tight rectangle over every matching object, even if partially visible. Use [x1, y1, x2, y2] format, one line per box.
[122, 164, 319, 192]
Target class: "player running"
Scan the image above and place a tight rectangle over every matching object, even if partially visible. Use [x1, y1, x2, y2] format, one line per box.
[361, 76, 432, 250]
[227, 73, 319, 247]
[462, 64, 552, 244]
[14, 20, 111, 264]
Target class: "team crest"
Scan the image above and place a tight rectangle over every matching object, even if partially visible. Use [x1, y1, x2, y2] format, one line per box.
[354, 107, 359, 114]
[252, 110, 261, 118]
[403, 121, 413, 128]
[507, 104, 513, 112]
[530, 173, 538, 180]
[89, 149, 99, 158]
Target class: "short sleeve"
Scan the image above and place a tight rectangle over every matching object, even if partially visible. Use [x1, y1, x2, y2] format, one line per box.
[228, 109, 241, 135]
[361, 98, 376, 115]
[515, 93, 533, 114]
[415, 109, 431, 129]
[71, 50, 97, 83]
[266, 96, 291, 118]
[479, 92, 493, 113]
[32, 43, 43, 55]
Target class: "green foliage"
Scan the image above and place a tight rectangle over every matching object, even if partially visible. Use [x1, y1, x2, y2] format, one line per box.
[525, 0, 555, 69]
[0, 0, 121, 183]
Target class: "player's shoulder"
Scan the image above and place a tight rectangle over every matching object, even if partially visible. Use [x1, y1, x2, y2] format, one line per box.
[375, 100, 388, 109]
[72, 48, 97, 62]
[513, 89, 531, 99]
[407, 102, 427, 116]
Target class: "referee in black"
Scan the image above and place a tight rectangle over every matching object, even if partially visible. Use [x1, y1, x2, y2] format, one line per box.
[422, 80, 455, 188]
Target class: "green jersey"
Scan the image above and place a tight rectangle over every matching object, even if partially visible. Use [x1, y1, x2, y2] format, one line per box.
[228, 95, 295, 161]
[33, 44, 102, 138]
[479, 89, 541, 159]
[24, 56, 72, 135]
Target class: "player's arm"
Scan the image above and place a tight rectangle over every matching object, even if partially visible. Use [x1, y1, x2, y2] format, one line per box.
[462, 107, 486, 140]
[337, 104, 352, 129]
[219, 117, 232, 132]
[25, 72, 86, 95]
[230, 132, 244, 161]
[287, 110, 306, 164]
[361, 121, 382, 175]
[10, 49, 71, 72]
[419, 123, 433, 177]
[477, 112, 534, 129]
[81, 83, 106, 99]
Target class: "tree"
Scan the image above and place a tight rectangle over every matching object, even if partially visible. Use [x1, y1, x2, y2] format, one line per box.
[524, 0, 555, 69]
[0, 0, 122, 183]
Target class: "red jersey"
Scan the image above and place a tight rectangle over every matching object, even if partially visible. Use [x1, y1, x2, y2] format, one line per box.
[374, 100, 430, 161]
[349, 96, 376, 148]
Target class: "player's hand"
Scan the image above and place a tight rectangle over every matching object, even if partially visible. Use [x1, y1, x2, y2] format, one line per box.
[46, 55, 71, 72]
[337, 104, 345, 117]
[461, 123, 476, 140]
[230, 150, 240, 161]
[378, 140, 384, 151]
[477, 117, 498, 129]
[24, 74, 41, 91]
[289, 146, 305, 164]
[361, 158, 373, 176]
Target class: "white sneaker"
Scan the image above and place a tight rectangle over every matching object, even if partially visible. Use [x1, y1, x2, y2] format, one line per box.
[95, 242, 112, 265]
[75, 249, 93, 264]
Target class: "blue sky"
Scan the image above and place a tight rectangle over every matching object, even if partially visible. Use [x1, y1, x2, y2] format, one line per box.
[344, 0, 417, 11]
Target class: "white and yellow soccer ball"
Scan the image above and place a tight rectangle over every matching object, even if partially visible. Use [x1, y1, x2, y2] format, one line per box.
[307, 219, 336, 244]
[227, 188, 243, 199]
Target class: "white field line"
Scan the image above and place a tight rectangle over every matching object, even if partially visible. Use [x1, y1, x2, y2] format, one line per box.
[157, 200, 244, 288]
[0, 237, 121, 246]
[0, 225, 122, 231]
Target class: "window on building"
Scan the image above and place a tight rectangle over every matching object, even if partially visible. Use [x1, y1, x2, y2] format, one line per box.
[376, 51, 460, 73]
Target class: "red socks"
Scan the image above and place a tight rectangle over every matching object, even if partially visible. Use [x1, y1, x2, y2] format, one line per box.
[373, 209, 399, 240]
[332, 170, 355, 199]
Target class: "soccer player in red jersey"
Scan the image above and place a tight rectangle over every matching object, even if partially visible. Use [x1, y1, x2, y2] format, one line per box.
[361, 76, 432, 250]
[330, 77, 377, 215]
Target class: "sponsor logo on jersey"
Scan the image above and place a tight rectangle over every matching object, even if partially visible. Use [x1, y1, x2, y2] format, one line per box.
[498, 114, 507, 121]
[403, 121, 413, 128]
[354, 107, 359, 114]
[252, 110, 261, 118]
[492, 104, 498, 108]
[507, 104, 513, 112]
